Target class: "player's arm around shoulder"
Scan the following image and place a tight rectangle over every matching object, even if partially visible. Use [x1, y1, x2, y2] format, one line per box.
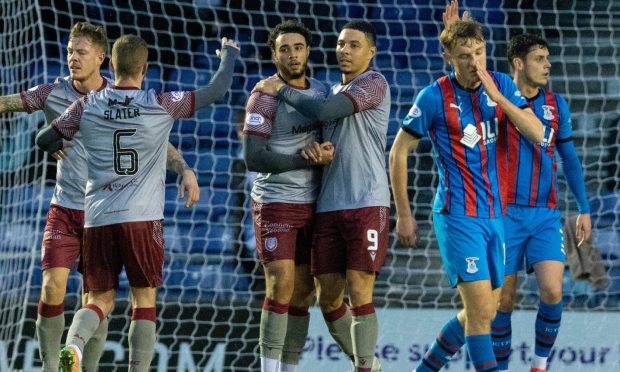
[36, 96, 85, 153]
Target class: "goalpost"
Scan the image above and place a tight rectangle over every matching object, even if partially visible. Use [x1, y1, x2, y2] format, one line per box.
[1, 0, 619, 371]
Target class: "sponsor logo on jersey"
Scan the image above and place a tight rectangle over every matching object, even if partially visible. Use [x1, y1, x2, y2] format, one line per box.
[408, 104, 422, 118]
[542, 105, 555, 121]
[460, 124, 481, 149]
[246, 113, 264, 126]
[108, 96, 134, 107]
[265, 237, 278, 252]
[171, 91, 185, 102]
[466, 257, 479, 274]
[291, 122, 321, 135]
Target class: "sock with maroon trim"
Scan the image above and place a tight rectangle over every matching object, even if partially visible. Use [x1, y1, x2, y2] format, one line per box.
[260, 298, 289, 371]
[351, 303, 378, 372]
[36, 300, 65, 372]
[128, 307, 156, 372]
[322, 302, 354, 359]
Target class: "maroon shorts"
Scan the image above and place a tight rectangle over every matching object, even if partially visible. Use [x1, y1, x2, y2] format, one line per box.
[41, 204, 84, 271]
[312, 206, 390, 275]
[252, 200, 315, 265]
[82, 220, 164, 292]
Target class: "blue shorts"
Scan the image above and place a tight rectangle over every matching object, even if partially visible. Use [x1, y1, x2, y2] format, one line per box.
[503, 205, 565, 275]
[433, 212, 505, 288]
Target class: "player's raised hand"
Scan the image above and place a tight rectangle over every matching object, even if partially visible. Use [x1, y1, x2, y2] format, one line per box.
[216, 37, 240, 57]
[252, 76, 285, 96]
[576, 213, 592, 247]
[442, 0, 471, 29]
[50, 140, 75, 160]
[395, 214, 418, 247]
[179, 169, 200, 208]
[474, 60, 503, 103]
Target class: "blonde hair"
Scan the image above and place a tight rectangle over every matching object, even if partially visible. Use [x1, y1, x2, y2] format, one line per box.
[440, 19, 485, 52]
[69, 22, 108, 53]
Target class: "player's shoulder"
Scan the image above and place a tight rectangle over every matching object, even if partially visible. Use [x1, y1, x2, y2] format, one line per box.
[246, 91, 278, 109]
[356, 69, 388, 86]
[307, 77, 329, 94]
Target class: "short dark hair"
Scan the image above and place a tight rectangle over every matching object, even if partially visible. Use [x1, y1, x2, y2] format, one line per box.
[507, 33, 549, 67]
[342, 20, 377, 46]
[440, 19, 485, 52]
[267, 20, 312, 51]
[70, 21, 108, 53]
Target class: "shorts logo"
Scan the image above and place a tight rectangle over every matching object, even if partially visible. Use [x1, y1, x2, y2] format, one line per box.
[246, 113, 264, 126]
[265, 237, 278, 252]
[465, 257, 479, 274]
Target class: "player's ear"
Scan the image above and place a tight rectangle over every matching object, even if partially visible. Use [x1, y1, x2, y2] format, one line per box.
[513, 57, 524, 72]
[442, 51, 452, 65]
[141, 63, 148, 77]
[369, 45, 377, 59]
[109, 60, 115, 76]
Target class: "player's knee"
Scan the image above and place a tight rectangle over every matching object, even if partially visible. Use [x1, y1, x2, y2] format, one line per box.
[40, 277, 67, 304]
[539, 286, 563, 304]
[498, 291, 516, 311]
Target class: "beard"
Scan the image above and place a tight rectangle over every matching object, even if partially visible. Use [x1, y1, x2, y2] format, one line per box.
[278, 61, 307, 81]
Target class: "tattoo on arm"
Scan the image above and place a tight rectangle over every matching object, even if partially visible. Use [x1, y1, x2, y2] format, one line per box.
[166, 143, 191, 175]
[0, 94, 25, 113]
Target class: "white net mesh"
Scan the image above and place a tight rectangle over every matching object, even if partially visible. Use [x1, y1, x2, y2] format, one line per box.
[1, 0, 619, 370]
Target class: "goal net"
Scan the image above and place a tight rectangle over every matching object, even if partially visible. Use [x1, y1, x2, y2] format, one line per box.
[1, 0, 619, 371]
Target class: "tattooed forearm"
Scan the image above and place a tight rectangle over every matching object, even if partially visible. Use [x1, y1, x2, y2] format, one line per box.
[0, 94, 25, 113]
[166, 143, 191, 175]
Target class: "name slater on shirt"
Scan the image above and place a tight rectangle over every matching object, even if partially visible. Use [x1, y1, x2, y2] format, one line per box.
[103, 107, 141, 121]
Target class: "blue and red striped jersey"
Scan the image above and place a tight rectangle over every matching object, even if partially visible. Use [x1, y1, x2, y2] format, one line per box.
[505, 88, 572, 209]
[402, 71, 527, 218]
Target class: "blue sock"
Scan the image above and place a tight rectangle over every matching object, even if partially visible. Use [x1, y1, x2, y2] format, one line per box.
[416, 316, 465, 371]
[535, 301, 562, 358]
[491, 311, 512, 370]
[466, 334, 498, 371]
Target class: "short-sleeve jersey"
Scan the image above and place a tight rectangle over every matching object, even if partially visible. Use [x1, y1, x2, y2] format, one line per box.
[317, 70, 391, 213]
[505, 88, 572, 209]
[52, 86, 195, 227]
[402, 71, 527, 218]
[20, 76, 109, 210]
[244, 76, 328, 204]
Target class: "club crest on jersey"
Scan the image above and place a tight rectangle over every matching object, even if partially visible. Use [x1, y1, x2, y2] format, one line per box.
[465, 257, 479, 274]
[408, 104, 422, 118]
[542, 105, 555, 121]
[265, 237, 278, 252]
[460, 124, 481, 149]
[483, 92, 497, 107]
[246, 113, 264, 126]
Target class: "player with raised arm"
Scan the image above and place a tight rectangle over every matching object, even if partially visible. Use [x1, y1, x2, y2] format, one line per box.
[490, 33, 591, 372]
[243, 20, 333, 372]
[1, 21, 195, 372]
[254, 20, 389, 372]
[36, 34, 239, 372]
[389, 15, 544, 372]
